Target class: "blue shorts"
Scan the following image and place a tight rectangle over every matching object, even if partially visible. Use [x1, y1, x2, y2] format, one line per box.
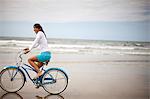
[36, 51, 51, 62]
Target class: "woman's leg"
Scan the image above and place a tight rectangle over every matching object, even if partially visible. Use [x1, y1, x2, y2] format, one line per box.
[36, 62, 44, 68]
[28, 56, 43, 77]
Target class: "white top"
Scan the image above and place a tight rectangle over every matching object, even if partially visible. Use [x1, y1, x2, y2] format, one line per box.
[29, 31, 49, 52]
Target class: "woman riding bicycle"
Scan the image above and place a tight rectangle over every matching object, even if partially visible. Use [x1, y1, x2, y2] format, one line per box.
[24, 23, 51, 79]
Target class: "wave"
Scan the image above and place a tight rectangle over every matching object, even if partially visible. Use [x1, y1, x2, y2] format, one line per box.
[0, 39, 150, 55]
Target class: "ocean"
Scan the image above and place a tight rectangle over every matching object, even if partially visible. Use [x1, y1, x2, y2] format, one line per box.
[0, 36, 150, 55]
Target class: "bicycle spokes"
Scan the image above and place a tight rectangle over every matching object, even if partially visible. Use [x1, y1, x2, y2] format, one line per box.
[0, 68, 25, 92]
[6, 68, 18, 81]
[41, 69, 68, 94]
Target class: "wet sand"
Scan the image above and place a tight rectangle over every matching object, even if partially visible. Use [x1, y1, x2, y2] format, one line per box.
[0, 52, 149, 99]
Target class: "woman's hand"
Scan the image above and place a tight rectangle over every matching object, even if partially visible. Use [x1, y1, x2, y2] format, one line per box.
[24, 48, 29, 51]
[24, 50, 30, 54]
[23, 48, 30, 54]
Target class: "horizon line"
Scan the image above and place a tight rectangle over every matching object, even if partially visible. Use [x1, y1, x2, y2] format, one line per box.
[0, 36, 149, 43]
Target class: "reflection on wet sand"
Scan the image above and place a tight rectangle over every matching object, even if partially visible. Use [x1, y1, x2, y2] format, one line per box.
[0, 92, 64, 99]
[0, 92, 23, 99]
[36, 94, 64, 99]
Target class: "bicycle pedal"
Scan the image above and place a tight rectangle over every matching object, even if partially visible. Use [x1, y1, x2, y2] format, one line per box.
[32, 79, 37, 83]
[35, 82, 42, 88]
[33, 79, 40, 86]
[35, 85, 40, 89]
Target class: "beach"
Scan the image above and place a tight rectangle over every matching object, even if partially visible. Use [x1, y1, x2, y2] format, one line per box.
[0, 38, 149, 99]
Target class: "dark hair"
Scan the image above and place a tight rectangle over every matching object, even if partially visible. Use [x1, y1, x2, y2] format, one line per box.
[33, 23, 47, 38]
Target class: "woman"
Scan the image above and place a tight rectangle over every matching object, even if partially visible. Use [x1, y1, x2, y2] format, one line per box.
[24, 23, 51, 79]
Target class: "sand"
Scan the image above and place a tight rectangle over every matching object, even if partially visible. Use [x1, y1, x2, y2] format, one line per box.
[0, 52, 149, 99]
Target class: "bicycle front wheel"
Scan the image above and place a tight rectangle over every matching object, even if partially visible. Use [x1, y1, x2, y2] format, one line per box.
[0, 68, 25, 92]
[42, 68, 68, 94]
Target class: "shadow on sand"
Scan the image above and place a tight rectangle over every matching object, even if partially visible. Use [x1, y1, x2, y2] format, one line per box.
[0, 92, 64, 99]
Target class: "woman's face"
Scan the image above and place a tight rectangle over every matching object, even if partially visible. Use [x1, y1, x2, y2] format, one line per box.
[34, 27, 40, 33]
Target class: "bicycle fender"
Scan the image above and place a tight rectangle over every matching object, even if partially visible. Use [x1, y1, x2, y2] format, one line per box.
[44, 68, 69, 79]
[3, 66, 27, 81]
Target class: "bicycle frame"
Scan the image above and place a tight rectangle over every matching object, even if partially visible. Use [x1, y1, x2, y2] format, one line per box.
[2, 50, 68, 86]
[20, 63, 47, 82]
[3, 50, 46, 83]
[4, 63, 51, 84]
[1, 50, 69, 94]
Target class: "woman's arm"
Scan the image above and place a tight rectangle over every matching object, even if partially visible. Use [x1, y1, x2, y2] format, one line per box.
[29, 33, 41, 51]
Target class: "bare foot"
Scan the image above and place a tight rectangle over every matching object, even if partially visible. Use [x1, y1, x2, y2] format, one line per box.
[34, 71, 43, 79]
[37, 71, 43, 76]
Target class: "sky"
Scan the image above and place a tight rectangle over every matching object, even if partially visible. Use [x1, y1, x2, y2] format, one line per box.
[0, 0, 149, 41]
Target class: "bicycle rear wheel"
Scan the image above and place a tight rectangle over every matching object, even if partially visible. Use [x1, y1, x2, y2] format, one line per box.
[42, 68, 68, 94]
[0, 68, 25, 92]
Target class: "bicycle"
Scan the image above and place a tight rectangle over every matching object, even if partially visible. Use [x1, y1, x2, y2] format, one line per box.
[0, 50, 68, 94]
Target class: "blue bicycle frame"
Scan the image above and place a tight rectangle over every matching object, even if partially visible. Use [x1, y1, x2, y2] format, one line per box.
[3, 63, 47, 83]
[3, 63, 66, 85]
[1, 50, 69, 94]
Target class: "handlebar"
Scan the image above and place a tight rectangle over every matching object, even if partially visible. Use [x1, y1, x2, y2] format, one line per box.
[16, 50, 25, 65]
